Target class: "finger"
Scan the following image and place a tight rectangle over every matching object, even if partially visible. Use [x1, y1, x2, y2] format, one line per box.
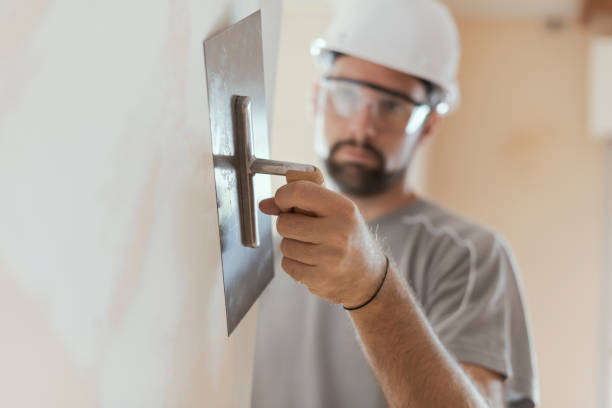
[281, 256, 317, 284]
[274, 181, 352, 217]
[259, 198, 280, 215]
[276, 212, 326, 244]
[280, 238, 322, 266]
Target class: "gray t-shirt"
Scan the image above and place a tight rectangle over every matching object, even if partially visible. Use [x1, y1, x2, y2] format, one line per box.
[252, 197, 539, 407]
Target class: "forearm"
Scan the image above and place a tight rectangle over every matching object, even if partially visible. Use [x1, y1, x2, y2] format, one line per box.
[348, 265, 489, 408]
[263, 182, 501, 406]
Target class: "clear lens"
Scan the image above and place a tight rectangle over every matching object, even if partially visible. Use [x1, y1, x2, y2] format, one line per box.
[322, 79, 430, 134]
[328, 83, 362, 117]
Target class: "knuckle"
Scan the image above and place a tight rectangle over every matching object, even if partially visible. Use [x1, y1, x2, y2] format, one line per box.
[275, 219, 283, 235]
[281, 256, 293, 272]
[276, 214, 289, 236]
[282, 257, 303, 283]
[280, 238, 288, 255]
[274, 184, 288, 202]
[291, 181, 308, 201]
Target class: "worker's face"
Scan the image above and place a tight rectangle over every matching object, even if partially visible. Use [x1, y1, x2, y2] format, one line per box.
[313, 56, 438, 197]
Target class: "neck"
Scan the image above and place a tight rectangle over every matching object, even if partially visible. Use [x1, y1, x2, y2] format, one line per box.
[347, 176, 417, 222]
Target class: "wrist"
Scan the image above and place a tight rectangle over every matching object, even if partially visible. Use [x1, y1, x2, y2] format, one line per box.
[343, 254, 389, 311]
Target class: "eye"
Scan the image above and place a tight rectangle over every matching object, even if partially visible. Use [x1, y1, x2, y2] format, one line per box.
[335, 85, 358, 101]
[328, 84, 361, 116]
[378, 99, 404, 115]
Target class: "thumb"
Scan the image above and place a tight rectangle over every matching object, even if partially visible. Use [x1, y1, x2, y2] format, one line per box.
[259, 198, 281, 215]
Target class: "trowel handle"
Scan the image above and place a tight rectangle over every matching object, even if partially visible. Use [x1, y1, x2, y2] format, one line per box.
[248, 158, 324, 215]
[285, 167, 324, 217]
[285, 167, 324, 185]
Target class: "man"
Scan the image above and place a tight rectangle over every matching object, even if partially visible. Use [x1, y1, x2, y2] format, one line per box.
[252, 0, 539, 407]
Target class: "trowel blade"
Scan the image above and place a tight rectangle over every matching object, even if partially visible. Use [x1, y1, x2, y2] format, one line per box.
[204, 10, 274, 336]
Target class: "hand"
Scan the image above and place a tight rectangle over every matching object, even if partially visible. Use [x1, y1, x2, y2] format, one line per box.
[259, 181, 387, 307]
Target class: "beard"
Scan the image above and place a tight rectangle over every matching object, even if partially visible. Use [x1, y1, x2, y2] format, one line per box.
[324, 140, 406, 197]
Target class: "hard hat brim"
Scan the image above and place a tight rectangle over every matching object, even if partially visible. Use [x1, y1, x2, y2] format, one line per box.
[309, 38, 461, 114]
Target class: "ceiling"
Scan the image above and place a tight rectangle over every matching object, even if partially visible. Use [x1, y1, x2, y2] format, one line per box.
[439, 0, 583, 18]
[285, 0, 585, 19]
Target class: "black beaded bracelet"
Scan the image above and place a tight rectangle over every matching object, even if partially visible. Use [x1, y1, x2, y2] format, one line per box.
[343, 255, 389, 311]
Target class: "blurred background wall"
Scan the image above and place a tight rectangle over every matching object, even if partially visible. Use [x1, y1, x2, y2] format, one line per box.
[428, 18, 604, 408]
[271, 1, 610, 406]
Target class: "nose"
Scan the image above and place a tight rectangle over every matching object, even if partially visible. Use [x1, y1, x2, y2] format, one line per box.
[349, 103, 376, 143]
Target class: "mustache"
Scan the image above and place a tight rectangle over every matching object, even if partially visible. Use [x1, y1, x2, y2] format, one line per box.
[328, 139, 385, 168]
[324, 140, 405, 197]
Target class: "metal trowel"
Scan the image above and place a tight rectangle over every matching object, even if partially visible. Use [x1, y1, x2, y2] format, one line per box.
[204, 10, 323, 336]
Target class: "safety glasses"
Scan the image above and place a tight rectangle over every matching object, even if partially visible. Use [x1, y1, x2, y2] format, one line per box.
[319, 76, 432, 135]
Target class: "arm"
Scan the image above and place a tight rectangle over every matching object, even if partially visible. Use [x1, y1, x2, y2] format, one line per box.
[461, 364, 505, 408]
[260, 181, 497, 408]
[346, 260, 491, 408]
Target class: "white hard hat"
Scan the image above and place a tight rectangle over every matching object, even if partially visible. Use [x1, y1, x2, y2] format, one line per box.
[311, 0, 461, 113]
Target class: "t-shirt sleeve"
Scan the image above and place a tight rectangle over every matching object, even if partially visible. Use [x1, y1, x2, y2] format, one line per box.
[421, 228, 539, 406]
[422, 230, 525, 381]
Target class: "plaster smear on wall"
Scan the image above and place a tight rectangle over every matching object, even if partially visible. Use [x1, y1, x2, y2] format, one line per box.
[0, 0, 279, 406]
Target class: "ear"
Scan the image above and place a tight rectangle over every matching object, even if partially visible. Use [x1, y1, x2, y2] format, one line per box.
[418, 111, 441, 144]
[309, 80, 321, 116]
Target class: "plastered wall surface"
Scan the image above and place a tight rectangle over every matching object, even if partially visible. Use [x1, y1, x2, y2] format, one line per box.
[0, 0, 280, 406]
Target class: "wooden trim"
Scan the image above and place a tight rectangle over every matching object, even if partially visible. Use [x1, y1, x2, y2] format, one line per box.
[583, 0, 612, 23]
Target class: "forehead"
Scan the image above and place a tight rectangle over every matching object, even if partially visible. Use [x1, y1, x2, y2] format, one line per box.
[328, 55, 427, 101]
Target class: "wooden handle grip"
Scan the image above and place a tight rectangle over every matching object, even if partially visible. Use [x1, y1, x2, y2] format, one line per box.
[285, 167, 324, 185]
[284, 167, 324, 216]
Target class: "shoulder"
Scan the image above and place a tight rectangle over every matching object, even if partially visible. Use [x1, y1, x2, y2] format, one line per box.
[391, 198, 517, 292]
[398, 197, 510, 258]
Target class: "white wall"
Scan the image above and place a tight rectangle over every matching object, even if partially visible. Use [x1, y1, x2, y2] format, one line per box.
[0, 1, 280, 406]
